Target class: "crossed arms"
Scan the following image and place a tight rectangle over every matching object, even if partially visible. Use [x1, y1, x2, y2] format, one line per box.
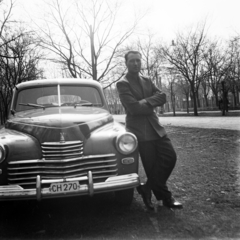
[116, 79, 166, 116]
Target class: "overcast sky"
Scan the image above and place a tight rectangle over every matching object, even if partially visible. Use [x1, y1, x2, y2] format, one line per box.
[12, 0, 240, 78]
[14, 0, 240, 42]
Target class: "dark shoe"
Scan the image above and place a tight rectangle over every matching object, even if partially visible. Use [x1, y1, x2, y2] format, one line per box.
[136, 183, 154, 210]
[163, 197, 183, 209]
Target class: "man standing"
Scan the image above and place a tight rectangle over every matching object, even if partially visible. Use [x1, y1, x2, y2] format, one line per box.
[116, 51, 182, 210]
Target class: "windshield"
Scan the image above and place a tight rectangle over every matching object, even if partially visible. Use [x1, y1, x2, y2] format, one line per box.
[15, 85, 103, 112]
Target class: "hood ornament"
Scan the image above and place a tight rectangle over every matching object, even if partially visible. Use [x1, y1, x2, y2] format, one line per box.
[60, 132, 65, 143]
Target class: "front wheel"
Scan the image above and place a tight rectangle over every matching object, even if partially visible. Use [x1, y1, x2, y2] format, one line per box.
[114, 188, 134, 206]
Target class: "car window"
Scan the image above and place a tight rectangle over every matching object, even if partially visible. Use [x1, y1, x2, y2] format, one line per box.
[16, 86, 58, 111]
[37, 95, 82, 105]
[15, 85, 103, 112]
[59, 86, 102, 106]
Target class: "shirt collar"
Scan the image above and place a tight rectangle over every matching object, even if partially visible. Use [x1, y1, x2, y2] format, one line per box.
[126, 72, 140, 82]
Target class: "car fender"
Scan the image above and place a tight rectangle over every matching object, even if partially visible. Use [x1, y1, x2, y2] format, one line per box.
[0, 128, 41, 162]
[84, 122, 139, 175]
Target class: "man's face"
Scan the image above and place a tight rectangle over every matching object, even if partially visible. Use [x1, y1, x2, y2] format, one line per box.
[125, 53, 141, 74]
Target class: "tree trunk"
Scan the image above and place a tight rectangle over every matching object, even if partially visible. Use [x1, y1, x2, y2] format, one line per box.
[221, 81, 226, 116]
[236, 86, 240, 106]
[191, 83, 198, 116]
[190, 93, 194, 108]
[171, 95, 176, 116]
[193, 94, 198, 115]
[232, 91, 236, 108]
[204, 94, 209, 107]
[214, 92, 219, 107]
[196, 92, 201, 108]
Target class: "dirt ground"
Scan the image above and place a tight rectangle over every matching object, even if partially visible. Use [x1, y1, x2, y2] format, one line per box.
[0, 124, 240, 239]
[135, 126, 240, 239]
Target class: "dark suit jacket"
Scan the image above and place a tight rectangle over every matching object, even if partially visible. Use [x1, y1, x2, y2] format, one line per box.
[116, 75, 167, 141]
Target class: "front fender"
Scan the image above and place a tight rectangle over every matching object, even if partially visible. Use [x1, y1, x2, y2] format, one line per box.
[0, 128, 41, 185]
[84, 122, 139, 175]
[0, 128, 41, 162]
[84, 121, 126, 155]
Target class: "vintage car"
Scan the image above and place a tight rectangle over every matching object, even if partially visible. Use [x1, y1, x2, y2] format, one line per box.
[0, 78, 140, 205]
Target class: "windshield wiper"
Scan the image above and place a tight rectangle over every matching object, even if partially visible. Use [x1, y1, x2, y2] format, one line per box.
[74, 102, 93, 108]
[19, 103, 45, 109]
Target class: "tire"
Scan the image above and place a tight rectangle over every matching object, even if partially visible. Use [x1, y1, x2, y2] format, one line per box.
[115, 188, 134, 206]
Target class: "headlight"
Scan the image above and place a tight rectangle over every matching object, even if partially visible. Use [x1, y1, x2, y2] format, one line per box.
[0, 144, 6, 163]
[116, 133, 138, 155]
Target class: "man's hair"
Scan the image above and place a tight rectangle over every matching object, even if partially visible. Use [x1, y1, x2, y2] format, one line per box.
[124, 51, 142, 62]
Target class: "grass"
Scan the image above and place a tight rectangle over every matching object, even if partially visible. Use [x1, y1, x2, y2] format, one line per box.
[145, 126, 240, 239]
[0, 126, 239, 239]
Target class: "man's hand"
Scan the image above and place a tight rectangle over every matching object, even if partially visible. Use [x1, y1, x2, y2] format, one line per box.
[139, 99, 147, 104]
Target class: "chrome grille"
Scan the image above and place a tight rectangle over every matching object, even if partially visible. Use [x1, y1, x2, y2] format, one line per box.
[7, 140, 118, 189]
[41, 141, 84, 160]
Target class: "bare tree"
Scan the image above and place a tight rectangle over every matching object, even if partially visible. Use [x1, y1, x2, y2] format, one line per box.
[35, 0, 139, 83]
[136, 34, 161, 81]
[202, 41, 229, 107]
[200, 73, 211, 108]
[0, 28, 44, 123]
[0, 0, 13, 38]
[162, 67, 185, 116]
[178, 77, 191, 113]
[167, 74, 177, 116]
[160, 25, 208, 116]
[0, 0, 20, 59]
[0, 0, 14, 123]
[226, 37, 240, 109]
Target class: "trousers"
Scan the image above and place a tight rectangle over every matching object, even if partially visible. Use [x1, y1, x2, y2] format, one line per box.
[138, 135, 177, 201]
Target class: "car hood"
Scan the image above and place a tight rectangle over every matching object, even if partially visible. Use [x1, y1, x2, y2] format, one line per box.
[6, 107, 114, 143]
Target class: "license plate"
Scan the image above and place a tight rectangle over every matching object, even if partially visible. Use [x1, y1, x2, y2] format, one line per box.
[49, 181, 80, 193]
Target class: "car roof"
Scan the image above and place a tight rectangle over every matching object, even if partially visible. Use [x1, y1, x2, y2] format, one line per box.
[16, 78, 103, 90]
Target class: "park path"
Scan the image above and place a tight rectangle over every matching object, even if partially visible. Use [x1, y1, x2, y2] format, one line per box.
[113, 113, 240, 131]
[1, 112, 239, 131]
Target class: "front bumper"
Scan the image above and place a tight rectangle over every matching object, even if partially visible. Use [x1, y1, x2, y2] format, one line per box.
[0, 172, 140, 201]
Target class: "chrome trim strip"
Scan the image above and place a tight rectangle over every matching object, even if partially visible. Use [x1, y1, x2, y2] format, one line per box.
[42, 151, 84, 158]
[8, 165, 118, 176]
[36, 175, 41, 201]
[0, 185, 23, 190]
[41, 176, 88, 183]
[8, 159, 117, 170]
[42, 146, 83, 152]
[88, 171, 94, 196]
[42, 149, 83, 155]
[42, 141, 82, 146]
[8, 153, 116, 164]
